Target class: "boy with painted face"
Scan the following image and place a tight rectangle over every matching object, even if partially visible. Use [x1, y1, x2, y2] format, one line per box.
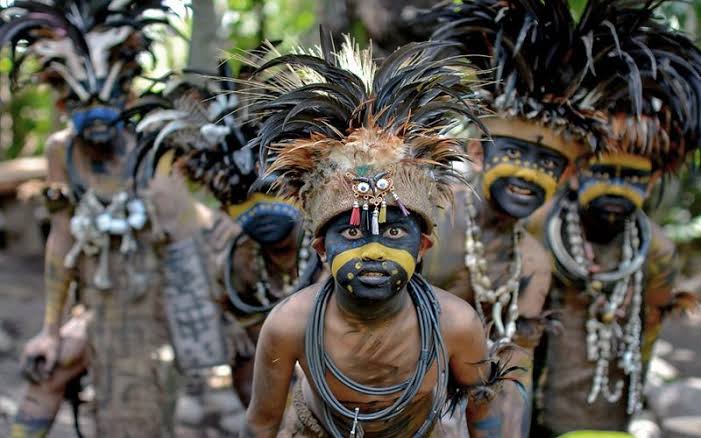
[419, 2, 602, 436]
[241, 38, 514, 437]
[130, 76, 322, 408]
[531, 2, 701, 435]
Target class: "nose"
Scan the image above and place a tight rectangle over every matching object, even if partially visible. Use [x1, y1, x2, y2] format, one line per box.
[522, 147, 539, 164]
[360, 243, 386, 261]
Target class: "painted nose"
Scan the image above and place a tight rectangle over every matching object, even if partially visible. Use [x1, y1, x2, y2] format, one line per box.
[360, 243, 386, 261]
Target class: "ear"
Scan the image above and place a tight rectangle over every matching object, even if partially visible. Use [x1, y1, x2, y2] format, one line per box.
[560, 161, 577, 182]
[312, 236, 327, 262]
[563, 154, 587, 183]
[417, 233, 434, 261]
[567, 173, 580, 191]
[647, 170, 663, 196]
[467, 139, 485, 172]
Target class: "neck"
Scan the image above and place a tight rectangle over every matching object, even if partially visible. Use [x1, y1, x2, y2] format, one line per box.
[262, 227, 300, 273]
[333, 284, 409, 323]
[476, 193, 518, 233]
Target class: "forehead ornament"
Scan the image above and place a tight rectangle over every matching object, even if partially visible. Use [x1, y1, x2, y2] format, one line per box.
[347, 169, 409, 235]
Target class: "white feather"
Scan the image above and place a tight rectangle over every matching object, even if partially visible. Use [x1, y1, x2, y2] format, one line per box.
[335, 35, 375, 93]
[136, 110, 190, 133]
[154, 120, 195, 150]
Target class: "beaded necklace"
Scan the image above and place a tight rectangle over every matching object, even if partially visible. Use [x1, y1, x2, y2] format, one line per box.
[464, 193, 522, 343]
[547, 198, 650, 414]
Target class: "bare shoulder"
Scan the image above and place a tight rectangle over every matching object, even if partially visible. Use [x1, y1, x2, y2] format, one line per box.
[45, 129, 72, 161]
[261, 284, 319, 343]
[45, 129, 72, 180]
[648, 220, 676, 260]
[433, 286, 488, 365]
[433, 287, 484, 339]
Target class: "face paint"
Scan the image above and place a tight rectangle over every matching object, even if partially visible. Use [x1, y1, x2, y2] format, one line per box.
[482, 136, 569, 218]
[227, 193, 300, 245]
[324, 208, 422, 301]
[71, 106, 123, 145]
[578, 153, 652, 224]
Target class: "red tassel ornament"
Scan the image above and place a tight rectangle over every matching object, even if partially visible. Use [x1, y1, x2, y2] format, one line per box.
[350, 200, 361, 226]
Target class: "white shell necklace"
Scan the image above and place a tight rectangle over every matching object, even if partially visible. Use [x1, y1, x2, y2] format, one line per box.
[464, 192, 522, 343]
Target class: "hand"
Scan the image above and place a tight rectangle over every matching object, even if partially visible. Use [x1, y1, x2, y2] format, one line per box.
[20, 330, 60, 383]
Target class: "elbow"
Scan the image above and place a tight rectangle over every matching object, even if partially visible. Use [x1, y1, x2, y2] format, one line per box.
[243, 408, 281, 438]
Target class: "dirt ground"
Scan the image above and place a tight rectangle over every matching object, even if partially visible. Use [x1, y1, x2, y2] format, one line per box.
[0, 252, 699, 437]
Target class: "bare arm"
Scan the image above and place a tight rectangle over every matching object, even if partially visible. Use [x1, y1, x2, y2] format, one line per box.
[243, 299, 304, 437]
[485, 234, 553, 438]
[641, 223, 679, 364]
[42, 135, 75, 335]
[21, 133, 76, 381]
[439, 293, 498, 437]
[43, 213, 74, 335]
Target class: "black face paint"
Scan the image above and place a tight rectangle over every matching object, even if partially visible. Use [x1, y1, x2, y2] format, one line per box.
[483, 136, 569, 219]
[70, 104, 123, 148]
[235, 199, 300, 245]
[489, 177, 546, 219]
[242, 212, 297, 245]
[578, 164, 650, 230]
[324, 208, 422, 301]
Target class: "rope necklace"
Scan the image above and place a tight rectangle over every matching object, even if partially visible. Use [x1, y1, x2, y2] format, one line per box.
[546, 198, 650, 414]
[305, 275, 449, 438]
[464, 192, 522, 342]
[225, 229, 319, 315]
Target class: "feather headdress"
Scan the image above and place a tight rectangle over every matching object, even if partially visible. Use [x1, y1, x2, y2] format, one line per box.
[0, 0, 177, 104]
[576, 0, 701, 171]
[429, 0, 701, 171]
[245, 36, 485, 235]
[428, 0, 608, 154]
[125, 73, 257, 205]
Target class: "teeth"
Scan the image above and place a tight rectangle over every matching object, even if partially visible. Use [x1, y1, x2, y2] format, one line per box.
[508, 184, 532, 195]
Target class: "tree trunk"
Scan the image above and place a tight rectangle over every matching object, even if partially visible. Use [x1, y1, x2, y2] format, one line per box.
[319, 0, 443, 55]
[187, 0, 224, 75]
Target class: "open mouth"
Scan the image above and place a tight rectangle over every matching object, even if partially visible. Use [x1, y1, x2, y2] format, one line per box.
[601, 203, 626, 214]
[507, 183, 534, 197]
[357, 269, 391, 286]
[83, 122, 114, 142]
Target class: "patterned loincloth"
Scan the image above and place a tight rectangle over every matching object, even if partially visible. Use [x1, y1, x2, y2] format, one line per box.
[278, 382, 328, 437]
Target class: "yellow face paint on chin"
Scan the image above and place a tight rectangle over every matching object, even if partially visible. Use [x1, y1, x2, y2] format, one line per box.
[578, 182, 645, 208]
[226, 193, 290, 221]
[482, 163, 559, 201]
[330, 242, 416, 280]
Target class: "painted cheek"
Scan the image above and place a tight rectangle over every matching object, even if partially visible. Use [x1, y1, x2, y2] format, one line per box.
[329, 243, 417, 279]
[483, 163, 558, 200]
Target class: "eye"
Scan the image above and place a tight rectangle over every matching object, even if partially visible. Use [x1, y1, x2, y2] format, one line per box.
[341, 227, 364, 240]
[384, 226, 407, 239]
[505, 148, 520, 159]
[540, 158, 557, 170]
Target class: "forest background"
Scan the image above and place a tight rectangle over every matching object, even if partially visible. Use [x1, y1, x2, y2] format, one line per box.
[1, 0, 700, 280]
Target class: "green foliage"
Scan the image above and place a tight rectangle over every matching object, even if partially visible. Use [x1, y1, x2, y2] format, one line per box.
[1, 85, 55, 159]
[221, 0, 317, 72]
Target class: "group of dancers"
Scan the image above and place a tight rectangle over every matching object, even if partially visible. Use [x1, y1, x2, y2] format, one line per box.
[2, 0, 700, 437]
